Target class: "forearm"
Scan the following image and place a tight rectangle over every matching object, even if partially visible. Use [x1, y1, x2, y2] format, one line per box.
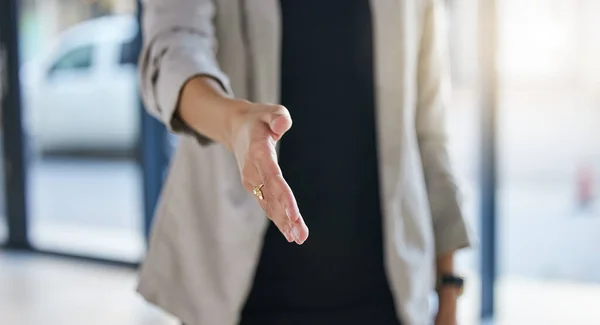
[436, 250, 455, 278]
[177, 76, 247, 150]
[436, 251, 459, 310]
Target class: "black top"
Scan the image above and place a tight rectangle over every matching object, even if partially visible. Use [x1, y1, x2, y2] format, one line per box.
[241, 1, 400, 324]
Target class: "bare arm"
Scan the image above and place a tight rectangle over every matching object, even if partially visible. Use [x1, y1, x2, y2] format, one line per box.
[416, 1, 473, 323]
[436, 252, 458, 324]
[140, 0, 308, 244]
[176, 76, 243, 150]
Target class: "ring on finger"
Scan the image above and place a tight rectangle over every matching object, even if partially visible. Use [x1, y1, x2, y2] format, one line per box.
[252, 184, 265, 200]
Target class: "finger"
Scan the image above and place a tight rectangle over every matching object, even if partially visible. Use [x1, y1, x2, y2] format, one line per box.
[269, 114, 292, 137]
[260, 105, 292, 139]
[272, 177, 301, 223]
[242, 163, 294, 242]
[256, 192, 294, 243]
[255, 157, 308, 244]
[260, 174, 297, 235]
[259, 175, 308, 244]
[291, 219, 309, 245]
[254, 153, 290, 223]
[251, 151, 301, 222]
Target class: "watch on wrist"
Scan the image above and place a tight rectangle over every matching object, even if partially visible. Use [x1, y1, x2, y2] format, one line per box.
[436, 274, 464, 297]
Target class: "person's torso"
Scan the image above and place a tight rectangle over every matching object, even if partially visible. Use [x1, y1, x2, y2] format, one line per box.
[241, 2, 398, 322]
[138, 2, 438, 324]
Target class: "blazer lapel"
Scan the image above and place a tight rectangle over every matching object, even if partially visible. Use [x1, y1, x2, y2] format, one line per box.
[370, 0, 407, 203]
[243, 0, 407, 190]
[242, 0, 281, 104]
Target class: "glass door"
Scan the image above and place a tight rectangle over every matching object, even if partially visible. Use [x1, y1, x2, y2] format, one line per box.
[446, 1, 482, 323]
[497, 0, 600, 324]
[18, 0, 144, 262]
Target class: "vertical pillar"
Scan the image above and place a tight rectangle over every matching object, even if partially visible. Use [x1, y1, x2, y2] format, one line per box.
[0, 0, 30, 249]
[479, 0, 499, 320]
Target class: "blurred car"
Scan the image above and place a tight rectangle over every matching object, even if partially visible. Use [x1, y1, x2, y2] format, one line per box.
[20, 15, 140, 155]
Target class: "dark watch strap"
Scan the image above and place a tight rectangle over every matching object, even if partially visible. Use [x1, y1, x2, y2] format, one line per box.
[440, 274, 464, 286]
[437, 274, 465, 296]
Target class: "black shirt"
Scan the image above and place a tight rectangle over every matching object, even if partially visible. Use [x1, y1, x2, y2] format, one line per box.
[241, 1, 399, 324]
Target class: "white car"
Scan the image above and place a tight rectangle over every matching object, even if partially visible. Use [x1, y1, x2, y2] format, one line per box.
[21, 15, 140, 154]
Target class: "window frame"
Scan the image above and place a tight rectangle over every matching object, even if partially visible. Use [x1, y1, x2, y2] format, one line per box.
[47, 44, 95, 77]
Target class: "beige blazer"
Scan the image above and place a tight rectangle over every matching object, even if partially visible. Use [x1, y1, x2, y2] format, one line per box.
[137, 1, 475, 324]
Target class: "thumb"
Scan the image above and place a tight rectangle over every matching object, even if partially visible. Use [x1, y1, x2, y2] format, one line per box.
[263, 105, 292, 137]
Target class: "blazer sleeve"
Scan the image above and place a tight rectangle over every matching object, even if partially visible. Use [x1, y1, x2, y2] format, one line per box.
[139, 0, 233, 144]
[416, 0, 477, 255]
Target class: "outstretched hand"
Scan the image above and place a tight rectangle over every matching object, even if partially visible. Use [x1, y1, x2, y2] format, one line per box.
[229, 103, 309, 244]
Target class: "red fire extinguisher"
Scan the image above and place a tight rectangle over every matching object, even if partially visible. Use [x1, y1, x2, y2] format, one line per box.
[577, 165, 594, 208]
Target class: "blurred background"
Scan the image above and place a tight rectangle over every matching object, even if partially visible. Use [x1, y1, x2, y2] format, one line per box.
[1, 0, 600, 324]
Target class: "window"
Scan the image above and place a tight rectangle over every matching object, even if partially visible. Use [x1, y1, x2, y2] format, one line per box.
[119, 38, 137, 66]
[496, 1, 600, 324]
[446, 1, 481, 323]
[20, 3, 145, 262]
[49, 45, 94, 75]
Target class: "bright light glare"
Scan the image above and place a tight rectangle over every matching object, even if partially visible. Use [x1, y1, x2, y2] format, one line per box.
[499, 0, 576, 79]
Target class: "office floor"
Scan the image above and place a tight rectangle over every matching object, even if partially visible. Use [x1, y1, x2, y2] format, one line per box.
[0, 251, 178, 325]
[2, 250, 600, 325]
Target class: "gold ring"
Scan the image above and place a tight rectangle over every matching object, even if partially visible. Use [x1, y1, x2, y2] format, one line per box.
[252, 184, 265, 200]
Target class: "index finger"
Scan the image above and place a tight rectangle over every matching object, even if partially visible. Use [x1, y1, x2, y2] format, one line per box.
[253, 151, 302, 224]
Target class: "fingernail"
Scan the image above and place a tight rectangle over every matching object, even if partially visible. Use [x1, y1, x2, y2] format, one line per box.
[270, 118, 278, 133]
[292, 226, 301, 244]
[284, 231, 293, 243]
[282, 229, 293, 242]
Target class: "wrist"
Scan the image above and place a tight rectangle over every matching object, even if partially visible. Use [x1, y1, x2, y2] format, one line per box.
[222, 98, 252, 150]
[436, 273, 464, 296]
[179, 76, 250, 149]
[438, 286, 460, 301]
